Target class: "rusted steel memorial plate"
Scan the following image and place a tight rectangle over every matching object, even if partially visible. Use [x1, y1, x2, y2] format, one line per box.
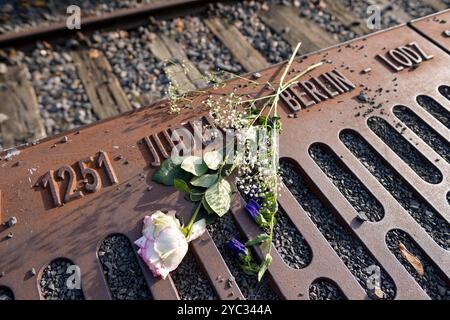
[1, 21, 449, 300]
[410, 9, 450, 54]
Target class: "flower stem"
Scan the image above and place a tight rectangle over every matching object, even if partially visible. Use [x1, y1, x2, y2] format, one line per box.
[185, 200, 203, 237]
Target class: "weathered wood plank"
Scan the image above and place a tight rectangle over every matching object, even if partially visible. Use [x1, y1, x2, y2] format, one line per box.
[73, 49, 132, 120]
[0, 64, 46, 150]
[148, 34, 206, 93]
[322, 0, 372, 35]
[259, 5, 338, 55]
[205, 17, 269, 72]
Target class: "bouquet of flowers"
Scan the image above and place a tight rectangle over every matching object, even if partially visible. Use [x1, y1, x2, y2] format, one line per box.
[135, 43, 322, 281]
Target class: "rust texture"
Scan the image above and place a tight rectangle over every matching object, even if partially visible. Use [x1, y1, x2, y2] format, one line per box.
[410, 9, 450, 54]
[0, 19, 449, 300]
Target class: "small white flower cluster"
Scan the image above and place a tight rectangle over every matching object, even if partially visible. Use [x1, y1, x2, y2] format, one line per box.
[236, 128, 279, 202]
[167, 82, 183, 114]
[204, 93, 250, 130]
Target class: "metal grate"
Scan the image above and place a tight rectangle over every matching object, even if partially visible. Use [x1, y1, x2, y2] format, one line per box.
[1, 12, 449, 300]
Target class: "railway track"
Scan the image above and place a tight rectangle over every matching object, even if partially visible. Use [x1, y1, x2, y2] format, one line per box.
[0, 0, 449, 300]
[0, 0, 448, 149]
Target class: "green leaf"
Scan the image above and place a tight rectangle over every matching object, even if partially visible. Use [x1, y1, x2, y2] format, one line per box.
[174, 179, 190, 194]
[181, 156, 208, 177]
[257, 254, 273, 282]
[204, 150, 222, 170]
[191, 174, 219, 188]
[189, 189, 204, 202]
[246, 234, 271, 247]
[152, 158, 190, 186]
[241, 265, 258, 276]
[205, 180, 232, 217]
[258, 115, 268, 126]
[220, 163, 235, 177]
[202, 196, 214, 214]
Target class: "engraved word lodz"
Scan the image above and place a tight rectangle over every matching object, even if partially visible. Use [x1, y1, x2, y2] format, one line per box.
[142, 116, 218, 167]
[377, 42, 433, 72]
[39, 150, 118, 208]
[279, 69, 356, 112]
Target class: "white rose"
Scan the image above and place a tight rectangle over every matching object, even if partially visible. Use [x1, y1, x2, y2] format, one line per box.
[134, 211, 205, 279]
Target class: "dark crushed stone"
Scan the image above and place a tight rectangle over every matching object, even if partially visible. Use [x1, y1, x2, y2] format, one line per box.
[0, 286, 14, 300]
[273, 209, 312, 269]
[340, 130, 450, 250]
[208, 1, 292, 64]
[20, 41, 97, 136]
[397, 0, 437, 18]
[393, 105, 450, 164]
[207, 214, 279, 300]
[0, 1, 158, 34]
[99, 234, 152, 300]
[90, 28, 169, 109]
[416, 95, 450, 129]
[357, 91, 369, 103]
[309, 279, 346, 300]
[367, 116, 443, 184]
[238, 190, 312, 270]
[439, 85, 450, 103]
[339, 0, 439, 29]
[171, 251, 216, 300]
[386, 229, 450, 300]
[280, 161, 396, 300]
[150, 16, 244, 76]
[39, 258, 84, 300]
[287, 0, 358, 42]
[308, 143, 384, 222]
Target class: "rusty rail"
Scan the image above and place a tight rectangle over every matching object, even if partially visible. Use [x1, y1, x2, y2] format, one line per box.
[0, 0, 217, 49]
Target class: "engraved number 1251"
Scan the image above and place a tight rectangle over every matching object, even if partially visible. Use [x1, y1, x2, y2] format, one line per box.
[40, 150, 118, 207]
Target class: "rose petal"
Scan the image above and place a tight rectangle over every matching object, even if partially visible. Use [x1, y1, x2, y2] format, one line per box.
[186, 219, 206, 242]
[149, 211, 180, 239]
[154, 227, 186, 258]
[134, 236, 147, 248]
[160, 240, 188, 276]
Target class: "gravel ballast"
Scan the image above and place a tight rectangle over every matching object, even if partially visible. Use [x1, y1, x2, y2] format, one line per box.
[416, 95, 450, 129]
[207, 214, 279, 300]
[238, 193, 312, 270]
[90, 28, 168, 109]
[386, 229, 450, 300]
[439, 85, 450, 102]
[340, 129, 450, 250]
[308, 143, 385, 222]
[273, 209, 312, 269]
[171, 251, 216, 300]
[98, 234, 152, 300]
[367, 116, 443, 184]
[280, 161, 396, 300]
[39, 258, 84, 300]
[208, 1, 292, 64]
[309, 279, 346, 300]
[21, 41, 98, 136]
[338, 0, 443, 29]
[151, 16, 244, 76]
[393, 105, 450, 164]
[0, 0, 158, 34]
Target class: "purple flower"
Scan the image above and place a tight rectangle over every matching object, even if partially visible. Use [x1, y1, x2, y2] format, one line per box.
[245, 199, 264, 224]
[228, 238, 247, 257]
